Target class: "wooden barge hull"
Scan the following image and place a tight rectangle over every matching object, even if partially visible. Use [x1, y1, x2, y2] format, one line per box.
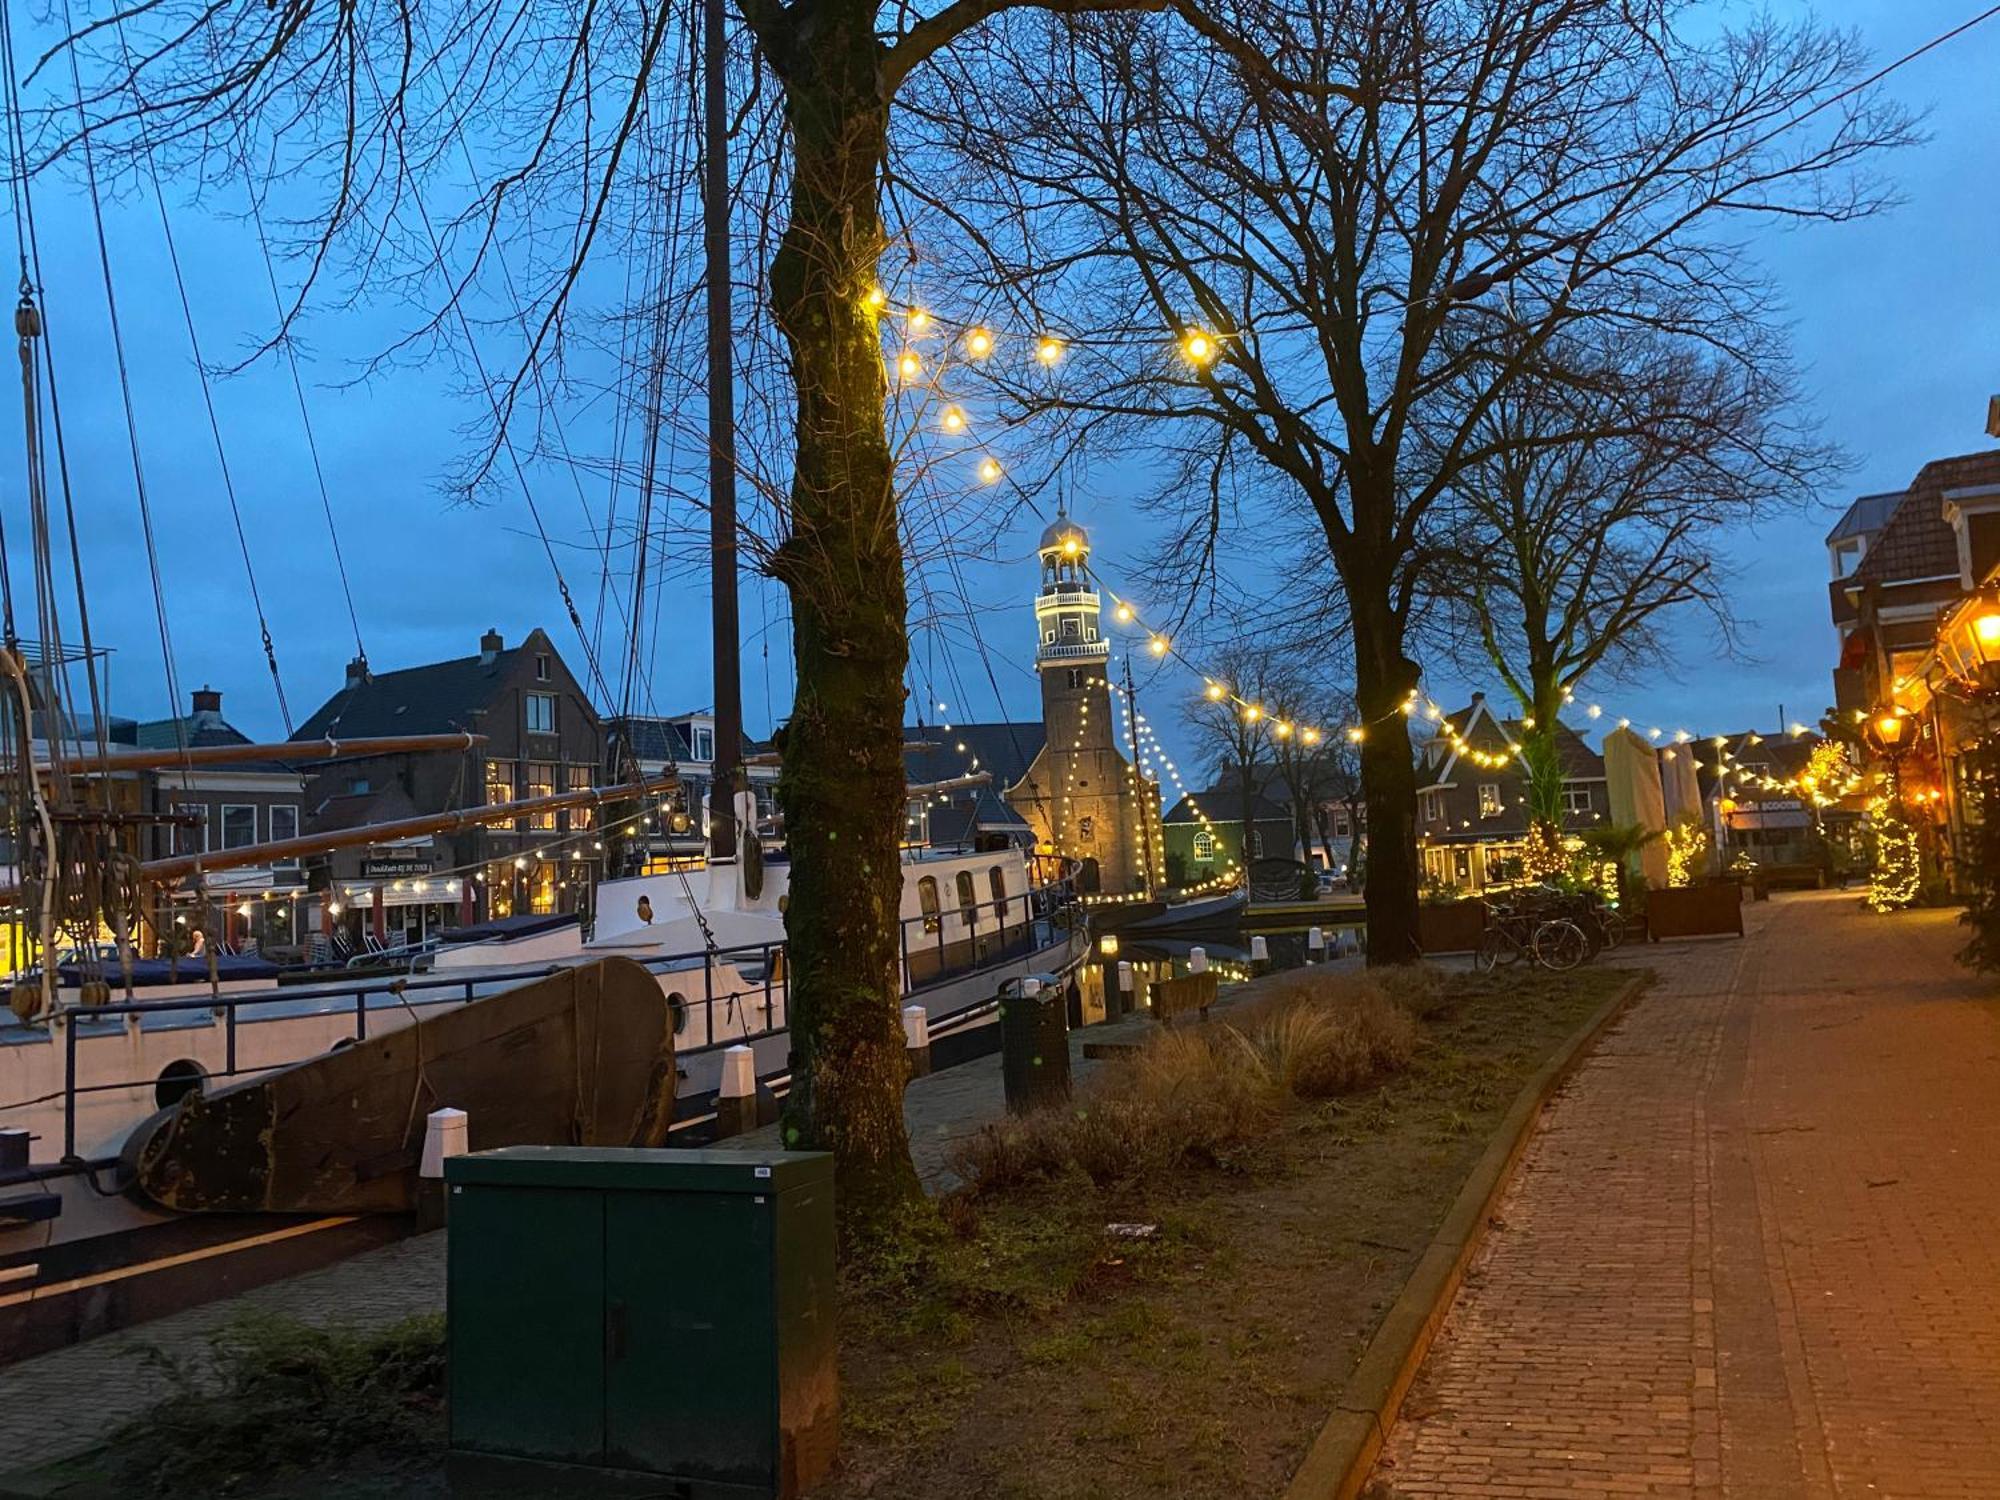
[124, 959, 676, 1216]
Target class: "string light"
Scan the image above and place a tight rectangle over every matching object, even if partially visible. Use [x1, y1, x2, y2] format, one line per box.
[977, 456, 1003, 484]
[1181, 329, 1216, 364]
[865, 285, 887, 310]
[896, 350, 922, 381]
[940, 405, 966, 433]
[1035, 335, 1065, 365]
[907, 308, 930, 332]
[964, 327, 994, 358]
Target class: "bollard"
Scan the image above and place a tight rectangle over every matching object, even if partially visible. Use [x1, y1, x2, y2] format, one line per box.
[903, 1004, 932, 1079]
[1306, 926, 1325, 963]
[1000, 977, 1070, 1114]
[417, 1107, 468, 1230]
[1188, 946, 1208, 974]
[1250, 934, 1271, 976]
[714, 1045, 760, 1138]
[1117, 960, 1134, 1019]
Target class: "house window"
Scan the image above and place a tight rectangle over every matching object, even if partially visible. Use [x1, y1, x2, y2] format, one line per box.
[567, 766, 594, 828]
[918, 875, 940, 934]
[1192, 831, 1215, 861]
[1332, 814, 1351, 839]
[692, 726, 715, 763]
[269, 804, 299, 847]
[1562, 786, 1593, 813]
[349, 777, 371, 796]
[956, 869, 979, 927]
[527, 763, 556, 829]
[173, 802, 207, 856]
[1421, 790, 1443, 823]
[526, 693, 557, 736]
[1479, 784, 1503, 818]
[535, 653, 551, 682]
[485, 765, 513, 807]
[220, 805, 256, 850]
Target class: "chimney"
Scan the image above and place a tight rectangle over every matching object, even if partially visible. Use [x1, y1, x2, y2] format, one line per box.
[190, 685, 222, 717]
[480, 628, 504, 665]
[344, 654, 370, 690]
[1469, 691, 1485, 704]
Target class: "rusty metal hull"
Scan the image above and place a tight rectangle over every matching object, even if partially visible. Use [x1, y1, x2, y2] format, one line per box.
[125, 959, 677, 1216]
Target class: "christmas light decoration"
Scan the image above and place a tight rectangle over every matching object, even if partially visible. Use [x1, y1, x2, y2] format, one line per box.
[1869, 817, 1921, 912]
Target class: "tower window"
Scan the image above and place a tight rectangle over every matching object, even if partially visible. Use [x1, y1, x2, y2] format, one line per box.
[1066, 668, 1083, 690]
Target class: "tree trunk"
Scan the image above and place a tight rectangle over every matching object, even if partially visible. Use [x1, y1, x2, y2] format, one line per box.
[766, 12, 923, 1235]
[1351, 589, 1420, 963]
[1517, 669, 1568, 877]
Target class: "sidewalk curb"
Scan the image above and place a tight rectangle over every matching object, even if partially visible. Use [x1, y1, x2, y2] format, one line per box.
[1281, 969, 1649, 1500]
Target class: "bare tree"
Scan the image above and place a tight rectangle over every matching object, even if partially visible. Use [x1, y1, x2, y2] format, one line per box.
[916, 0, 1912, 960]
[1180, 645, 1281, 871]
[32, 0, 1163, 1235]
[1442, 335, 1838, 871]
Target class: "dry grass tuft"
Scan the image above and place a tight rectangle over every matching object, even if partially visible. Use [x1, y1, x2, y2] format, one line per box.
[952, 965, 1430, 1198]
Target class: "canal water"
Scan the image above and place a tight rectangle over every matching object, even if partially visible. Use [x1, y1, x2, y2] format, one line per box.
[1072, 917, 1367, 1026]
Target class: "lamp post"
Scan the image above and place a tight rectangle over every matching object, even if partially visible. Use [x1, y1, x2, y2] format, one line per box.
[1865, 707, 1909, 807]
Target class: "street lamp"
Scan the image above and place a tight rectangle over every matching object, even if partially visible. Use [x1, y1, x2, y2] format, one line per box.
[1865, 707, 1910, 806]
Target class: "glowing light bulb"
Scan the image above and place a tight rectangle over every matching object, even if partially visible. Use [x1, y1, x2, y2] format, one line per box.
[1181, 329, 1215, 364]
[864, 285, 887, 310]
[1036, 335, 1065, 365]
[1274, 721, 1293, 739]
[1148, 636, 1168, 656]
[965, 327, 993, 359]
[1243, 705, 1262, 723]
[940, 405, 966, 433]
[896, 350, 922, 381]
[977, 456, 1002, 484]
[907, 308, 930, 331]
[1347, 727, 1365, 744]
[1115, 603, 1133, 622]
[1302, 728, 1320, 745]
[1205, 682, 1225, 700]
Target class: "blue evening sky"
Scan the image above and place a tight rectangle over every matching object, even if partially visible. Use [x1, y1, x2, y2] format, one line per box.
[2, 0, 1996, 776]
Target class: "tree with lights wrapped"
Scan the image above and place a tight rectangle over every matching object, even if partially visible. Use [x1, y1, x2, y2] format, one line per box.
[1870, 817, 1922, 913]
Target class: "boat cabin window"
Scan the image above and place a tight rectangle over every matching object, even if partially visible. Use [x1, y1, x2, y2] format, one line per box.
[956, 869, 979, 926]
[918, 876, 940, 933]
[989, 865, 1007, 919]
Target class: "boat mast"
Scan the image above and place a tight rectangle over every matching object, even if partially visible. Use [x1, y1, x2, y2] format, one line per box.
[702, 0, 742, 862]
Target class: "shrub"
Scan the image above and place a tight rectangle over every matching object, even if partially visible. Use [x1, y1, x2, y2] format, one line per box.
[952, 966, 1425, 1198]
[114, 1312, 445, 1494]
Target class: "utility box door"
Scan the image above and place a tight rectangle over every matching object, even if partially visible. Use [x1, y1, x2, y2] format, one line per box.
[448, 1184, 606, 1461]
[603, 1188, 776, 1482]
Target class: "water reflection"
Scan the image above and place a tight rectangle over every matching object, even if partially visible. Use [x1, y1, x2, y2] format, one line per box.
[1074, 922, 1366, 1025]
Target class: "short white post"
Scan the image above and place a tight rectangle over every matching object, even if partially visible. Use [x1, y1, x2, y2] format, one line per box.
[1249, 934, 1271, 975]
[903, 1004, 932, 1080]
[714, 1044, 761, 1138]
[1021, 977, 1043, 997]
[1187, 947, 1208, 974]
[416, 1106, 467, 1231]
[1115, 959, 1134, 1018]
[1306, 926, 1326, 963]
[419, 1107, 469, 1179]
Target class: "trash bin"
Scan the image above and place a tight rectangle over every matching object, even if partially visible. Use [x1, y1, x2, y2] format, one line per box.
[445, 1146, 836, 1497]
[999, 975, 1070, 1114]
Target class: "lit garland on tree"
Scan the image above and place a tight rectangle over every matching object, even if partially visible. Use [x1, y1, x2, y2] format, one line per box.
[1663, 819, 1709, 887]
[1869, 816, 1921, 912]
[1521, 821, 1568, 880]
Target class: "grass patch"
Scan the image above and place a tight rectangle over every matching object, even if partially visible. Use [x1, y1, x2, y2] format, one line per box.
[950, 967, 1423, 1197]
[110, 1311, 444, 1496]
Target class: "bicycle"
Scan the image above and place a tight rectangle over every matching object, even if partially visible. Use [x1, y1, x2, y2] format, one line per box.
[1475, 899, 1589, 972]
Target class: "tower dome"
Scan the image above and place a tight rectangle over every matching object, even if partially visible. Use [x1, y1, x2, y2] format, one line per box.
[1039, 517, 1090, 557]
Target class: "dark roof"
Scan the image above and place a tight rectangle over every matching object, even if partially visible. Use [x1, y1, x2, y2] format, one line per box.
[605, 714, 766, 768]
[136, 711, 295, 774]
[1417, 698, 1604, 788]
[903, 720, 1046, 794]
[1847, 451, 2000, 590]
[1164, 787, 1289, 826]
[309, 782, 422, 831]
[293, 630, 553, 742]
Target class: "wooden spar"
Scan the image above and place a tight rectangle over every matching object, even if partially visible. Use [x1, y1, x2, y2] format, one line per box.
[0, 774, 679, 905]
[907, 771, 992, 796]
[37, 731, 486, 776]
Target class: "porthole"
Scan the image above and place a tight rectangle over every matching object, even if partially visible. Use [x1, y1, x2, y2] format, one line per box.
[666, 992, 688, 1035]
[155, 1058, 207, 1110]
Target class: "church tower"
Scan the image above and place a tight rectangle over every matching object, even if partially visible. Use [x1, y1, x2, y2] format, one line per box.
[1006, 514, 1162, 895]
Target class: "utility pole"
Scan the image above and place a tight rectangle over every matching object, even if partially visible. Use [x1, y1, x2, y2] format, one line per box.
[703, 0, 742, 864]
[1121, 656, 1156, 897]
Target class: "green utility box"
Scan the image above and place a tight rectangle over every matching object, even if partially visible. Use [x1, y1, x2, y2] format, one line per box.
[445, 1147, 836, 1498]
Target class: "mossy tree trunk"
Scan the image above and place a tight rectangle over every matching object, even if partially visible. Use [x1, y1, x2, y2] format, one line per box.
[757, 0, 923, 1234]
[1344, 526, 1421, 964]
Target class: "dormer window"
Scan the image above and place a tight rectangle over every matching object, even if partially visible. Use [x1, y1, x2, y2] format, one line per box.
[692, 726, 715, 763]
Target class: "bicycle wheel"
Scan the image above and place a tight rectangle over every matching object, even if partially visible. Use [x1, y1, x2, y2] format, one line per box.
[1534, 919, 1588, 971]
[1597, 909, 1628, 950]
[1474, 929, 1509, 973]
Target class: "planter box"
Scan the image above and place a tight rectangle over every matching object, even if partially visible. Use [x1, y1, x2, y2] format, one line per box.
[1418, 899, 1488, 955]
[1645, 882, 1744, 941]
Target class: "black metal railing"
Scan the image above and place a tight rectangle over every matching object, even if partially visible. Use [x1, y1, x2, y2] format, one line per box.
[22, 865, 1082, 1164]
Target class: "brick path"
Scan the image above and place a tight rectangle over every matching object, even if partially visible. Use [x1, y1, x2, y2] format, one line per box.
[1373, 890, 2000, 1499]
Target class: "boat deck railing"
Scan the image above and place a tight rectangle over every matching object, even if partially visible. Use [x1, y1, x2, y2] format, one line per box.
[18, 869, 1083, 1166]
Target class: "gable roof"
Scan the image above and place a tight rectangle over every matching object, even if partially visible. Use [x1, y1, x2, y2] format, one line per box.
[903, 720, 1047, 794]
[606, 713, 766, 767]
[1417, 699, 1604, 789]
[1846, 450, 2000, 591]
[1164, 784, 1290, 826]
[137, 710, 295, 774]
[293, 630, 557, 742]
